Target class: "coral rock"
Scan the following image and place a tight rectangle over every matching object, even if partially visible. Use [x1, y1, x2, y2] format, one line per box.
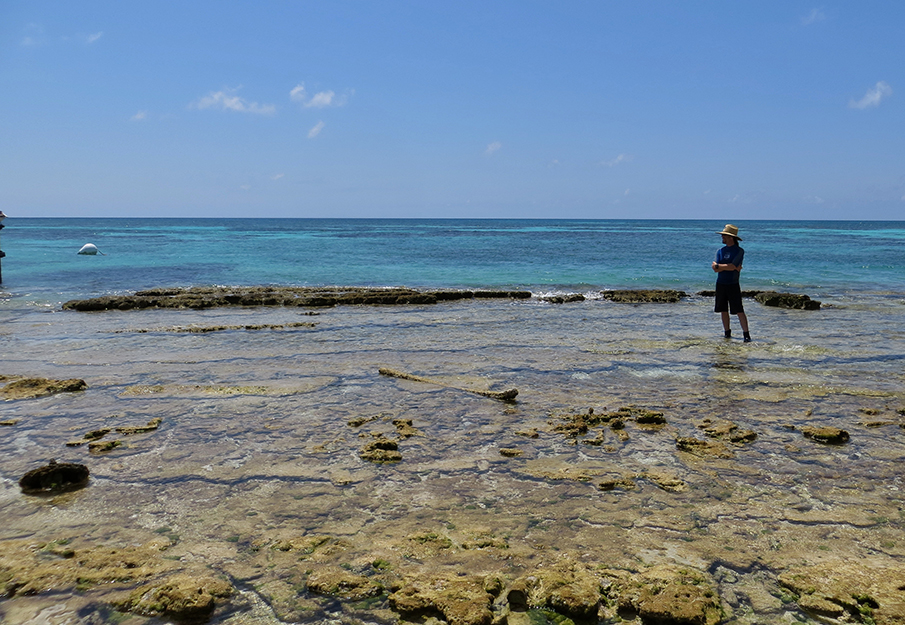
[19, 460, 90, 494]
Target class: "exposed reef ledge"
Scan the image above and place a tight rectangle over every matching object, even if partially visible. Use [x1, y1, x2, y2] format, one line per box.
[62, 286, 533, 311]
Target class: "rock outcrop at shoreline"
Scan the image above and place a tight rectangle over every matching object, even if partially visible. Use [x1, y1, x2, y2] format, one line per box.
[62, 286, 532, 311]
[753, 290, 821, 310]
[601, 289, 687, 303]
[697, 289, 822, 310]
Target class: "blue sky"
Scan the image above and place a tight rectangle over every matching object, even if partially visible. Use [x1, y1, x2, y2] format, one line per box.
[1, 2, 902, 219]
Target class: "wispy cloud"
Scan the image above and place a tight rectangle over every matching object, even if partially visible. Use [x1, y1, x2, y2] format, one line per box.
[849, 81, 892, 109]
[290, 83, 348, 108]
[485, 141, 502, 156]
[191, 88, 276, 115]
[130, 111, 147, 122]
[271, 173, 285, 181]
[600, 154, 632, 167]
[87, 31, 103, 44]
[801, 8, 826, 25]
[20, 23, 45, 47]
[308, 121, 326, 138]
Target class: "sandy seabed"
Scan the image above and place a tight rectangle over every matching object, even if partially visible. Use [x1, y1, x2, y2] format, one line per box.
[2, 293, 905, 625]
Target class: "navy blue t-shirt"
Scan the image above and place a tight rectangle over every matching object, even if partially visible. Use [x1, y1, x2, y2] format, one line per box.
[715, 245, 744, 285]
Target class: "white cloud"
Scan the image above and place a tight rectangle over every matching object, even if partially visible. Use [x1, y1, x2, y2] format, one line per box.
[849, 81, 892, 109]
[191, 88, 276, 115]
[290, 83, 348, 108]
[485, 141, 502, 156]
[21, 23, 45, 47]
[308, 121, 326, 138]
[87, 31, 103, 43]
[271, 173, 285, 181]
[802, 8, 826, 25]
[240, 184, 251, 191]
[307, 90, 336, 108]
[601, 153, 632, 167]
[290, 84, 307, 102]
[131, 111, 147, 121]
[624, 188, 631, 196]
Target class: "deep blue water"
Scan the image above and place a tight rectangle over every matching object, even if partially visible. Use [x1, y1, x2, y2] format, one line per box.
[1, 218, 903, 308]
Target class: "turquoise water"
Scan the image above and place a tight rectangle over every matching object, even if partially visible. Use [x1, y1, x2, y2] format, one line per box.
[1, 219, 903, 309]
[2, 219, 905, 625]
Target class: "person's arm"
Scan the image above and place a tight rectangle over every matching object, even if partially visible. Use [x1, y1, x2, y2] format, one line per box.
[714, 248, 743, 272]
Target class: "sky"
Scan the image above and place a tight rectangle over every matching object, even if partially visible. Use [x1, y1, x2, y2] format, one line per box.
[1, 1, 903, 219]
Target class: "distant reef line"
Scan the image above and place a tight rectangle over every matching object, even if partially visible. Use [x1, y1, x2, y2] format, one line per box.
[61, 286, 821, 311]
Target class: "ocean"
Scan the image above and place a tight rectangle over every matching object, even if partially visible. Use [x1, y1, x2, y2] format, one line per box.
[2, 218, 905, 624]
[2, 218, 904, 309]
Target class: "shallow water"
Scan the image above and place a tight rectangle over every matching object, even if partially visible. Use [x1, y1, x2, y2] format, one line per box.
[2, 294, 905, 623]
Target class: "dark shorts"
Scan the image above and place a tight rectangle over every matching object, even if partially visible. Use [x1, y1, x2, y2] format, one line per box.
[714, 283, 744, 314]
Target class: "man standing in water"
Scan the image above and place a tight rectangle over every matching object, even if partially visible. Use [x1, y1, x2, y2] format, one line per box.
[712, 224, 751, 342]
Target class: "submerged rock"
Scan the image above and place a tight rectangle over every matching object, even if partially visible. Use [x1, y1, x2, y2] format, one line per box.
[1, 377, 87, 400]
[608, 564, 723, 625]
[697, 418, 757, 444]
[392, 418, 421, 438]
[116, 417, 163, 435]
[88, 440, 122, 453]
[675, 437, 734, 458]
[306, 567, 382, 600]
[0, 538, 173, 597]
[19, 460, 90, 494]
[389, 574, 496, 625]
[779, 562, 905, 625]
[598, 477, 637, 491]
[115, 573, 233, 623]
[360, 434, 402, 463]
[801, 426, 849, 444]
[510, 564, 601, 619]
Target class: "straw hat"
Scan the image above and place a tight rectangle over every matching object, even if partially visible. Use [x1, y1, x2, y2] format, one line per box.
[716, 224, 742, 241]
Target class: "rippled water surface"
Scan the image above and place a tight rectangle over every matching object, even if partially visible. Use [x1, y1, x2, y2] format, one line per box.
[2, 292, 905, 623]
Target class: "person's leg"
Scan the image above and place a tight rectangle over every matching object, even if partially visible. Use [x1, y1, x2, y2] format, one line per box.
[737, 311, 751, 341]
[738, 311, 749, 333]
[715, 286, 731, 337]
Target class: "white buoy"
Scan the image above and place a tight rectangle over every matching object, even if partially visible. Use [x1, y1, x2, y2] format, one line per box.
[78, 243, 104, 255]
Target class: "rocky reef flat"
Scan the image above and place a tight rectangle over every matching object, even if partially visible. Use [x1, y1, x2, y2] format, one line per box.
[1, 291, 903, 624]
